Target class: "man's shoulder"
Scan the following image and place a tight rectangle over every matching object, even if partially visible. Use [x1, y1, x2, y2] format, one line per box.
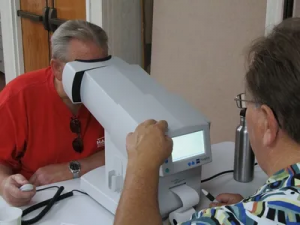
[7, 67, 51, 91]
[0, 67, 52, 105]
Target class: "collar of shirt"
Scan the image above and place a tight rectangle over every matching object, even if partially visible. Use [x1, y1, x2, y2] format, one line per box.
[252, 163, 300, 197]
[266, 163, 300, 184]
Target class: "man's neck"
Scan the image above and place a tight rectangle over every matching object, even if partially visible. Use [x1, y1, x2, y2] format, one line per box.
[54, 78, 81, 115]
[265, 137, 300, 176]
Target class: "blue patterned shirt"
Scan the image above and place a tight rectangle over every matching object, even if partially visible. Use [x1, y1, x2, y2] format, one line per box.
[180, 163, 300, 225]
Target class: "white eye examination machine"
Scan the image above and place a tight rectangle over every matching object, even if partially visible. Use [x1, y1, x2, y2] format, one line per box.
[62, 56, 212, 224]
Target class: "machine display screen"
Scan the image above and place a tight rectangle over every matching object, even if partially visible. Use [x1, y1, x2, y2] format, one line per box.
[172, 130, 205, 162]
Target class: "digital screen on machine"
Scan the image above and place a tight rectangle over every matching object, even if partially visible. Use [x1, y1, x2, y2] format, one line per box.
[172, 130, 205, 162]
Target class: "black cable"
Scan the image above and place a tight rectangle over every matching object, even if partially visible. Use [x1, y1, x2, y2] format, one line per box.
[36, 186, 88, 195]
[21, 186, 89, 224]
[22, 191, 73, 218]
[72, 189, 89, 195]
[22, 186, 65, 225]
[201, 163, 258, 183]
[201, 169, 233, 183]
[36, 186, 60, 192]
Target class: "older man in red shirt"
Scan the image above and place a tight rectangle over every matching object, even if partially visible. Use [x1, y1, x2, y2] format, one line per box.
[0, 20, 107, 206]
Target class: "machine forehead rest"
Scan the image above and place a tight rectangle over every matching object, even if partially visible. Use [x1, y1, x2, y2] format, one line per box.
[71, 55, 112, 102]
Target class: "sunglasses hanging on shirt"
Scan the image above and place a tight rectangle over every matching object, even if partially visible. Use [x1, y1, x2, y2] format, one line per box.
[70, 117, 84, 153]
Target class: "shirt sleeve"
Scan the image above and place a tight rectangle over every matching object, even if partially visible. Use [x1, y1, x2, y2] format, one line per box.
[0, 104, 23, 172]
[179, 202, 249, 225]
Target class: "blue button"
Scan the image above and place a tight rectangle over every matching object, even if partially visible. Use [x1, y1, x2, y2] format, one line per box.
[165, 159, 168, 164]
[188, 162, 191, 166]
[165, 168, 170, 173]
[192, 161, 195, 165]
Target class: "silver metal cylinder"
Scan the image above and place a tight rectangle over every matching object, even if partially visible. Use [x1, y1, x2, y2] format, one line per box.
[233, 111, 255, 183]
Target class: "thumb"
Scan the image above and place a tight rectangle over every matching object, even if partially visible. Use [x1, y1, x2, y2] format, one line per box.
[11, 174, 29, 186]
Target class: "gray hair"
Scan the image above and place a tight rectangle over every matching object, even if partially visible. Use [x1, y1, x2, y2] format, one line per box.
[246, 17, 300, 143]
[51, 20, 108, 61]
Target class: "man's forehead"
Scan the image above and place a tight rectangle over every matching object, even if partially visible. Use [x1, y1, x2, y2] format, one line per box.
[68, 39, 107, 61]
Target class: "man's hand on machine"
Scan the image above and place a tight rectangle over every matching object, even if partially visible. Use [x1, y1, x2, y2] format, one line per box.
[126, 119, 173, 172]
[209, 193, 244, 207]
[1, 174, 36, 206]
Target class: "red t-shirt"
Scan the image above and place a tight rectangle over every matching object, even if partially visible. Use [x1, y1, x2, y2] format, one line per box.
[0, 67, 105, 180]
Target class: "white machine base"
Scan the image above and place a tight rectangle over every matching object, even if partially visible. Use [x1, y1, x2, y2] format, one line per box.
[81, 166, 120, 215]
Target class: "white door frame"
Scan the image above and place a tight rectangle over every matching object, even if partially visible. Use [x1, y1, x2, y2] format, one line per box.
[265, 0, 285, 36]
[0, 0, 24, 83]
[0, 0, 103, 84]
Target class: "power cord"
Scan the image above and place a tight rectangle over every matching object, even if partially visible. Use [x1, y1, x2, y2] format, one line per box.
[36, 186, 88, 196]
[36, 186, 60, 192]
[73, 189, 89, 195]
[22, 186, 89, 225]
[201, 162, 258, 183]
[201, 169, 234, 183]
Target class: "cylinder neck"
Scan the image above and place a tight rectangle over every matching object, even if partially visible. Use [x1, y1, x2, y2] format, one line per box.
[240, 116, 246, 126]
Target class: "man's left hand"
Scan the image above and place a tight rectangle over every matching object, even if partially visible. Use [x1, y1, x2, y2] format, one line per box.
[209, 193, 244, 207]
[29, 163, 72, 186]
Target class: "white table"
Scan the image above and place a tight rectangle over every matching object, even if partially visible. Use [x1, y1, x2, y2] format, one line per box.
[0, 142, 268, 224]
[0, 179, 114, 225]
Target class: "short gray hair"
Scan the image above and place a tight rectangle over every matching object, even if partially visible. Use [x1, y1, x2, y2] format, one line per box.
[246, 17, 300, 143]
[51, 20, 108, 61]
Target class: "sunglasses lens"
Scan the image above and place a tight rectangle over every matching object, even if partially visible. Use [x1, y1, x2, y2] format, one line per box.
[73, 137, 83, 153]
[70, 118, 81, 133]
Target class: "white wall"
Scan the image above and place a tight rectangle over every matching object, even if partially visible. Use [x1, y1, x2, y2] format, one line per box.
[0, 0, 24, 83]
[151, 0, 268, 143]
[102, 0, 142, 66]
[265, 0, 284, 35]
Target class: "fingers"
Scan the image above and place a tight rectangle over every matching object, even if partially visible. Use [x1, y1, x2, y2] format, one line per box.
[156, 120, 168, 132]
[135, 119, 169, 133]
[10, 174, 35, 199]
[9, 185, 35, 200]
[215, 193, 243, 204]
[215, 193, 231, 203]
[29, 173, 38, 186]
[136, 119, 157, 131]
[11, 174, 28, 187]
[208, 193, 244, 208]
[2, 175, 36, 207]
[126, 132, 133, 141]
[7, 195, 32, 207]
[126, 132, 134, 148]
[166, 136, 173, 149]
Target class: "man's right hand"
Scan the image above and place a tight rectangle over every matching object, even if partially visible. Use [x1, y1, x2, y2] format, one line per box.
[1, 174, 36, 206]
[126, 119, 173, 171]
[209, 193, 244, 207]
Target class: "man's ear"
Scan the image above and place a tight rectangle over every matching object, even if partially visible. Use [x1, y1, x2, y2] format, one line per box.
[260, 105, 279, 147]
[50, 59, 64, 81]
